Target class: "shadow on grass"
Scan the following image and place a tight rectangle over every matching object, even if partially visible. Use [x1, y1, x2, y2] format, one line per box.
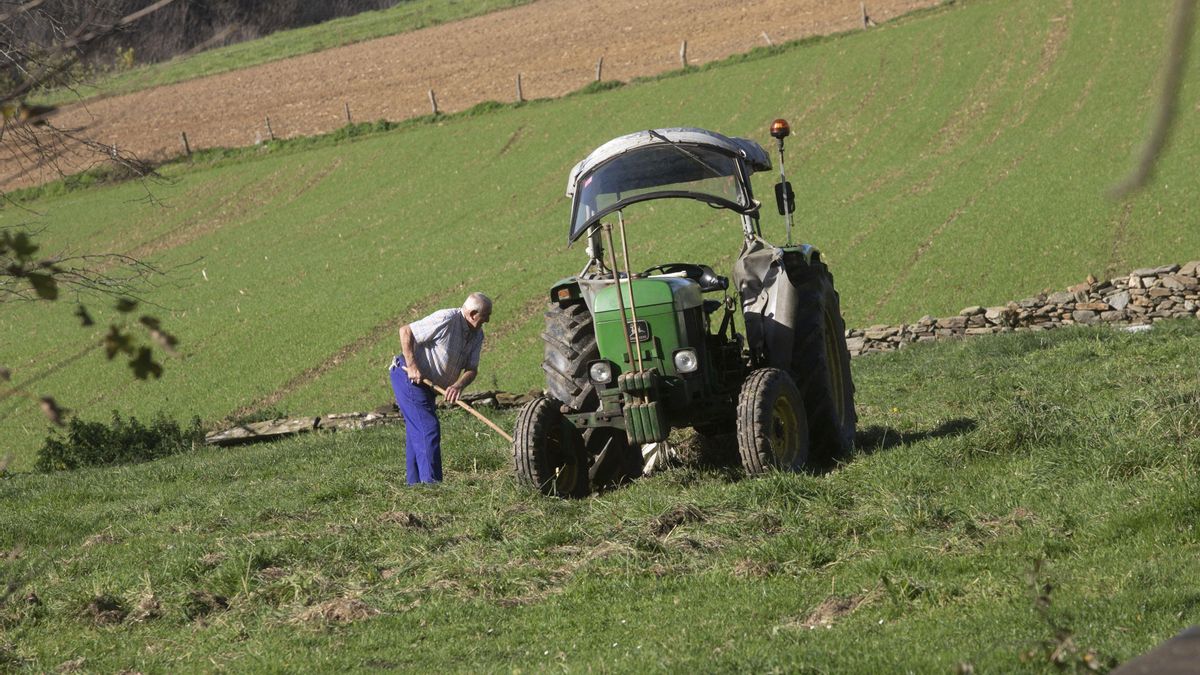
[852, 418, 978, 458]
[628, 417, 979, 490]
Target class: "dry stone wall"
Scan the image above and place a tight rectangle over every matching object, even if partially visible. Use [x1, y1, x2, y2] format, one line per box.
[846, 262, 1200, 356]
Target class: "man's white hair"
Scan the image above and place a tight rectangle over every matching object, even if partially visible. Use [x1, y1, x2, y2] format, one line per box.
[463, 292, 492, 313]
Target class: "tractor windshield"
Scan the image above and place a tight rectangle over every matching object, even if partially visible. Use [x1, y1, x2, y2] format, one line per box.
[568, 143, 750, 243]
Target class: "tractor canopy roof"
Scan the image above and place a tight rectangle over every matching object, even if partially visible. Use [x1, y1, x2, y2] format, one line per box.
[565, 128, 772, 244]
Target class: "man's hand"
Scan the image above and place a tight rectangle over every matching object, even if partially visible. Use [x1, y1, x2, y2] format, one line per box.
[444, 383, 464, 405]
[404, 361, 422, 384]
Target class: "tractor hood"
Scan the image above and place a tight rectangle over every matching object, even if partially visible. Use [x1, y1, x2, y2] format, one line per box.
[565, 128, 772, 244]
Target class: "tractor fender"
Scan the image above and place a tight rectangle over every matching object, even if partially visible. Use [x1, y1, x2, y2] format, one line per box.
[733, 236, 817, 369]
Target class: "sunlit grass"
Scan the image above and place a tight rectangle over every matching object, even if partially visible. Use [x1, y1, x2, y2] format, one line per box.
[2, 322, 1196, 671]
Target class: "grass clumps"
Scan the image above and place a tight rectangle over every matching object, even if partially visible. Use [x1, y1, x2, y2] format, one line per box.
[35, 411, 204, 472]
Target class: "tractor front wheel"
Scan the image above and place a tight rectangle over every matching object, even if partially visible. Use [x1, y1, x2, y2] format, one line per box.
[512, 396, 589, 498]
[736, 368, 810, 474]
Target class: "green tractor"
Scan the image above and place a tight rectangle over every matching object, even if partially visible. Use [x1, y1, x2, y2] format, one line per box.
[512, 120, 856, 497]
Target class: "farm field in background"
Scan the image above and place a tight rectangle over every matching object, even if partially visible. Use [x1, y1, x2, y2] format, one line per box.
[6, 0, 940, 191]
[40, 0, 537, 107]
[2, 0, 1199, 470]
[2, 323, 1197, 671]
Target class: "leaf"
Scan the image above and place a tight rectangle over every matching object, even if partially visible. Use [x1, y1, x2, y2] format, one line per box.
[104, 326, 134, 359]
[75, 305, 94, 327]
[129, 348, 163, 380]
[39, 396, 66, 426]
[115, 297, 138, 313]
[26, 272, 58, 300]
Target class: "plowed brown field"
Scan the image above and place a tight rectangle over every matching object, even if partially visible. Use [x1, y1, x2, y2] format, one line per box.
[3, 0, 939, 191]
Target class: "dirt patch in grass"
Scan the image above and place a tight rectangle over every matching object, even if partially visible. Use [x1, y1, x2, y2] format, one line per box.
[198, 552, 226, 567]
[732, 558, 779, 579]
[972, 507, 1040, 538]
[54, 657, 86, 673]
[798, 593, 869, 629]
[82, 594, 127, 625]
[378, 511, 429, 529]
[650, 504, 705, 537]
[258, 566, 289, 581]
[128, 593, 162, 623]
[81, 532, 116, 548]
[184, 590, 229, 620]
[293, 598, 380, 624]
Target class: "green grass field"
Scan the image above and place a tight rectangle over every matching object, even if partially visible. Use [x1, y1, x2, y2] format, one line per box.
[2, 322, 1197, 671]
[38, 0, 535, 107]
[2, 0, 1199, 473]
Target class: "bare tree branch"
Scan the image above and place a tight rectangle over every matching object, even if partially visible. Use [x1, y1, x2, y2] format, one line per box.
[1111, 0, 1196, 198]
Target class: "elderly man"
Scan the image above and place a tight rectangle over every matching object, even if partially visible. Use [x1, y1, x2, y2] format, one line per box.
[389, 292, 492, 484]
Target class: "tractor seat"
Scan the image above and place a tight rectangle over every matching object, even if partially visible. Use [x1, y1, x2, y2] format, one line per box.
[702, 299, 723, 315]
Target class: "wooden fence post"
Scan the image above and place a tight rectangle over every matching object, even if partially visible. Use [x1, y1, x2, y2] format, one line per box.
[761, 31, 772, 46]
[265, 116, 275, 141]
[344, 102, 352, 124]
[595, 56, 604, 82]
[861, 2, 876, 28]
[680, 40, 688, 68]
[180, 131, 191, 156]
[429, 89, 439, 115]
[516, 73, 524, 103]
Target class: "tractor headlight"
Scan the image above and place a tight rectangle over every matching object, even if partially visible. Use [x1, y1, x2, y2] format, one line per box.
[673, 348, 699, 374]
[589, 361, 613, 384]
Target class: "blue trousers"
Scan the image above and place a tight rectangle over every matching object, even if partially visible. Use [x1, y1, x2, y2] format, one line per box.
[389, 357, 443, 484]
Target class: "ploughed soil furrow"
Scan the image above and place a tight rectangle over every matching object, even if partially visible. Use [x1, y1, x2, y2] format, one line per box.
[3, 0, 939, 192]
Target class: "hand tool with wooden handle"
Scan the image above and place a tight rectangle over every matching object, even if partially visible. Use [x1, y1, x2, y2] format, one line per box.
[422, 379, 513, 443]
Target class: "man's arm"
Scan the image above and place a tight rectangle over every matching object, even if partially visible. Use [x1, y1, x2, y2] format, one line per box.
[398, 324, 422, 383]
[444, 368, 477, 405]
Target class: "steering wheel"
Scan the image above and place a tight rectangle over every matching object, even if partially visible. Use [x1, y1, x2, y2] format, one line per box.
[641, 262, 729, 293]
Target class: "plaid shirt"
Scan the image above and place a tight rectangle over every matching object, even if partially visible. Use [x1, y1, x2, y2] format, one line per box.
[404, 308, 484, 389]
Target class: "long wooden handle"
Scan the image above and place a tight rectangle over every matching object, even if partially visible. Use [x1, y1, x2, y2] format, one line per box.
[423, 379, 513, 443]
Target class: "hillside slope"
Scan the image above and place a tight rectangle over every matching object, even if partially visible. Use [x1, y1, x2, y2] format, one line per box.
[1, 0, 1198, 471]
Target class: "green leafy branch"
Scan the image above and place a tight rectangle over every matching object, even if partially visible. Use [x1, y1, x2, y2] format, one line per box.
[1, 228, 180, 426]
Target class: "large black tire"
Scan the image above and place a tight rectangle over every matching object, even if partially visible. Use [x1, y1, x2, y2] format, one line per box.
[736, 368, 810, 474]
[785, 261, 857, 460]
[512, 397, 589, 498]
[542, 302, 598, 412]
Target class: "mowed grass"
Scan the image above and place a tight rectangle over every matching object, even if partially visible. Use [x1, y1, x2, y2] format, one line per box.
[2, 322, 1197, 671]
[38, 0, 535, 107]
[2, 0, 1200, 470]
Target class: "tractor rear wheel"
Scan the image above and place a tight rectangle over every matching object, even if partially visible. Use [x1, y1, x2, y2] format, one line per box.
[512, 397, 589, 498]
[737, 368, 810, 474]
[786, 262, 857, 460]
[542, 302, 598, 412]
